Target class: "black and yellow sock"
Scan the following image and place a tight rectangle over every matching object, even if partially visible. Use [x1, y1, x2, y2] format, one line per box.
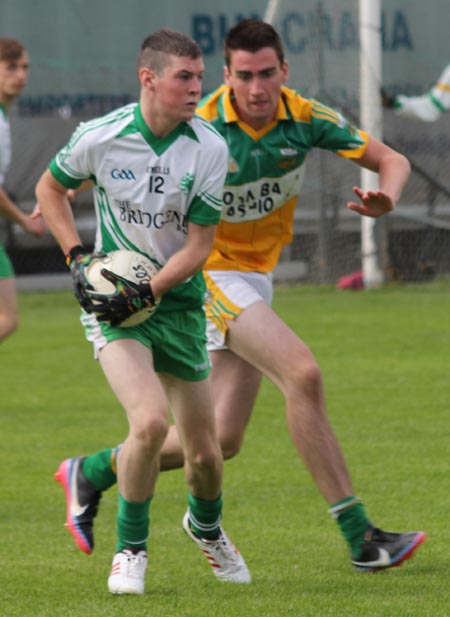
[187, 493, 222, 539]
[116, 493, 152, 553]
[82, 446, 119, 491]
[329, 496, 372, 558]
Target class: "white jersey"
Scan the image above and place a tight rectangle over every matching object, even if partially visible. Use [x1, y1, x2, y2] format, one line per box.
[50, 102, 228, 311]
[395, 63, 450, 122]
[0, 103, 12, 185]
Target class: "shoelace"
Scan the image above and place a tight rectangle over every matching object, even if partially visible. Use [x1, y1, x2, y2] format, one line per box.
[125, 552, 146, 577]
[211, 535, 239, 563]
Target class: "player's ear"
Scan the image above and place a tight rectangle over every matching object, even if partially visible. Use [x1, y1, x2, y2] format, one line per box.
[281, 60, 289, 83]
[139, 67, 156, 89]
[224, 65, 231, 86]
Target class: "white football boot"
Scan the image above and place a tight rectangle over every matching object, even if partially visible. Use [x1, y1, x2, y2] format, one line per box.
[108, 549, 147, 595]
[182, 511, 251, 583]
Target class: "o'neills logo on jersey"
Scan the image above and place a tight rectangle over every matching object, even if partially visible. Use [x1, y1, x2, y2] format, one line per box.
[194, 359, 210, 372]
[280, 148, 297, 156]
[117, 202, 187, 234]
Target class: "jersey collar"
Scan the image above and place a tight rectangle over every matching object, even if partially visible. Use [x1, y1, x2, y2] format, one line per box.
[0, 102, 7, 119]
[133, 104, 198, 154]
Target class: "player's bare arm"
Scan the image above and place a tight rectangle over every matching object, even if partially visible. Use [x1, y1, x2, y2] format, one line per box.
[0, 186, 46, 236]
[348, 136, 410, 217]
[31, 179, 94, 220]
[35, 169, 82, 253]
[150, 221, 217, 300]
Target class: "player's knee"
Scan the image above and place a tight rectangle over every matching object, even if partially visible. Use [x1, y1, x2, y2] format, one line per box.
[287, 356, 323, 398]
[188, 444, 222, 474]
[0, 312, 19, 340]
[133, 415, 169, 451]
[219, 433, 243, 460]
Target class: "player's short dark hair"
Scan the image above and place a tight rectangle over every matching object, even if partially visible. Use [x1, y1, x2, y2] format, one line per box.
[0, 38, 26, 63]
[137, 29, 203, 74]
[224, 19, 285, 67]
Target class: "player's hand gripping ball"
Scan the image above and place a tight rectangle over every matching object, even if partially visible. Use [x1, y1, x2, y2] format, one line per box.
[84, 250, 160, 327]
[66, 246, 109, 314]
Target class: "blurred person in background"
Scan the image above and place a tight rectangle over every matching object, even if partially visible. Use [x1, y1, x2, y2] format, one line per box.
[0, 38, 46, 343]
[382, 62, 450, 122]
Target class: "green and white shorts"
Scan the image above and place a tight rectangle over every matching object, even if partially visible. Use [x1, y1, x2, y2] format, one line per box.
[204, 270, 273, 351]
[0, 242, 14, 279]
[81, 307, 211, 382]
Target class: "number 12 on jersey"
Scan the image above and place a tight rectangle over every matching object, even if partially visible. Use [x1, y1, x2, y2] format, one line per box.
[149, 175, 164, 194]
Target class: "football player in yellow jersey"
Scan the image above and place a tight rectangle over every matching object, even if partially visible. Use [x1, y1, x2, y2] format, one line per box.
[55, 20, 426, 573]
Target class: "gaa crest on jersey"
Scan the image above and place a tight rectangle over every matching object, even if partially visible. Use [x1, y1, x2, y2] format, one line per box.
[278, 158, 298, 170]
[179, 172, 195, 194]
[228, 156, 239, 173]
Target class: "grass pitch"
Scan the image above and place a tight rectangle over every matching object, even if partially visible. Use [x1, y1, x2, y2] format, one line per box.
[1, 283, 449, 616]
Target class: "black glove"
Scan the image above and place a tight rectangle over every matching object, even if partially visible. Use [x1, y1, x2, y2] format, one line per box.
[88, 268, 158, 327]
[91, 302, 132, 327]
[66, 245, 110, 314]
[380, 88, 396, 108]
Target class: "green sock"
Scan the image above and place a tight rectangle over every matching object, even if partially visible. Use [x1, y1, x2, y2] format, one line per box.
[81, 447, 119, 491]
[187, 493, 222, 539]
[116, 493, 152, 552]
[330, 496, 372, 558]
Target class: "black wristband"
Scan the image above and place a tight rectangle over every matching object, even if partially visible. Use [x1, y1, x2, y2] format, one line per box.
[66, 244, 86, 266]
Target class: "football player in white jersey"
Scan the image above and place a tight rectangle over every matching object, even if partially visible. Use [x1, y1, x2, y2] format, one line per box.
[51, 21, 425, 575]
[0, 38, 46, 342]
[36, 29, 250, 595]
[382, 62, 450, 122]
